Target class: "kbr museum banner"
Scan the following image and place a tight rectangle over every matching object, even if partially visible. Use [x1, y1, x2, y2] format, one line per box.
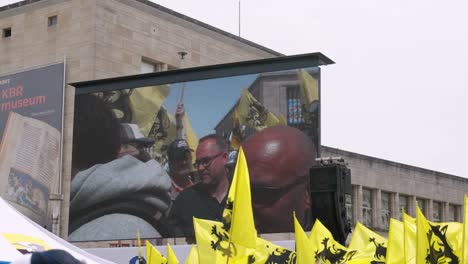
[0, 63, 65, 227]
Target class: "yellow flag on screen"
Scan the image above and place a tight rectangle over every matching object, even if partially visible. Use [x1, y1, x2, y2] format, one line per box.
[237, 89, 281, 131]
[129, 86, 170, 136]
[182, 113, 198, 163]
[297, 69, 319, 106]
[229, 110, 243, 150]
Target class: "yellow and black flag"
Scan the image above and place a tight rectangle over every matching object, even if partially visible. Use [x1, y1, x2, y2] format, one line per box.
[309, 219, 358, 264]
[229, 110, 243, 150]
[416, 206, 462, 264]
[237, 89, 281, 131]
[349, 222, 387, 263]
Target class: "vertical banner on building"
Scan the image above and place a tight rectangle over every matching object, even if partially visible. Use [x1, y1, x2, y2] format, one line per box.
[0, 63, 65, 227]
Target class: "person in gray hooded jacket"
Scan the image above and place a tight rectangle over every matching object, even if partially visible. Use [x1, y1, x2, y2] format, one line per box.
[68, 155, 171, 241]
[69, 94, 172, 241]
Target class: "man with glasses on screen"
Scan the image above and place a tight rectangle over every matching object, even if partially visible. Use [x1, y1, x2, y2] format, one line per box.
[169, 134, 229, 237]
[243, 126, 316, 233]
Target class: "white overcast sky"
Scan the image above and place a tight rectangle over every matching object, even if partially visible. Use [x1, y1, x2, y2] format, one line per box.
[1, 0, 467, 177]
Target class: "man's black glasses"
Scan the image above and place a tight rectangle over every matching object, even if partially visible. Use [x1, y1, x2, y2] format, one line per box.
[193, 152, 223, 168]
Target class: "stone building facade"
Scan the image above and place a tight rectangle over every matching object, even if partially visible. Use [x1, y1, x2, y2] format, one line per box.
[1, 0, 467, 244]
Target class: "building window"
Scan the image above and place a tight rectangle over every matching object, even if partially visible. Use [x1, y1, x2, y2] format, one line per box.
[141, 59, 176, 73]
[399, 195, 409, 220]
[381, 192, 391, 228]
[433, 201, 442, 222]
[448, 204, 459, 222]
[417, 198, 426, 215]
[345, 193, 353, 224]
[362, 188, 373, 227]
[48, 15, 58, 27]
[286, 86, 303, 125]
[2, 27, 11, 38]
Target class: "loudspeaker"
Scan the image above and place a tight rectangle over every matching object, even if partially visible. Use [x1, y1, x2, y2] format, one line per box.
[309, 163, 352, 244]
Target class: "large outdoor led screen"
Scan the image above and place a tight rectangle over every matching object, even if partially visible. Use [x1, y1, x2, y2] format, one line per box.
[69, 54, 331, 241]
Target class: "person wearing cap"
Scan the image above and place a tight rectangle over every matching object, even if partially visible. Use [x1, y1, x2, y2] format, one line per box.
[167, 139, 194, 199]
[119, 123, 154, 162]
[70, 94, 173, 240]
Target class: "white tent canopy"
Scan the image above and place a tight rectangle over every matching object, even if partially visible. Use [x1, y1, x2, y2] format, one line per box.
[0, 197, 114, 263]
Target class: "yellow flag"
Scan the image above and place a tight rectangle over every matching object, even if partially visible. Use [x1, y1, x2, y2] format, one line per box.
[309, 219, 358, 263]
[386, 219, 404, 264]
[129, 86, 170, 136]
[253, 237, 296, 264]
[464, 196, 468, 264]
[294, 212, 315, 264]
[185, 245, 199, 264]
[182, 113, 198, 164]
[193, 217, 293, 264]
[349, 222, 387, 262]
[227, 147, 257, 248]
[297, 69, 319, 106]
[237, 89, 281, 131]
[148, 106, 177, 162]
[193, 217, 231, 263]
[416, 206, 446, 264]
[146, 240, 167, 264]
[166, 243, 179, 264]
[403, 213, 417, 264]
[278, 114, 287, 126]
[417, 206, 462, 264]
[229, 110, 243, 150]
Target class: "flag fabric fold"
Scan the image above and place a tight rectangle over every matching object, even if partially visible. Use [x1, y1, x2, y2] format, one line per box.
[403, 213, 417, 264]
[294, 212, 315, 263]
[386, 218, 404, 264]
[226, 147, 257, 248]
[166, 243, 179, 264]
[185, 245, 199, 264]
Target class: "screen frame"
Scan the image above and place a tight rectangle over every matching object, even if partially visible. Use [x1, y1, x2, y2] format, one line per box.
[70, 52, 334, 94]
